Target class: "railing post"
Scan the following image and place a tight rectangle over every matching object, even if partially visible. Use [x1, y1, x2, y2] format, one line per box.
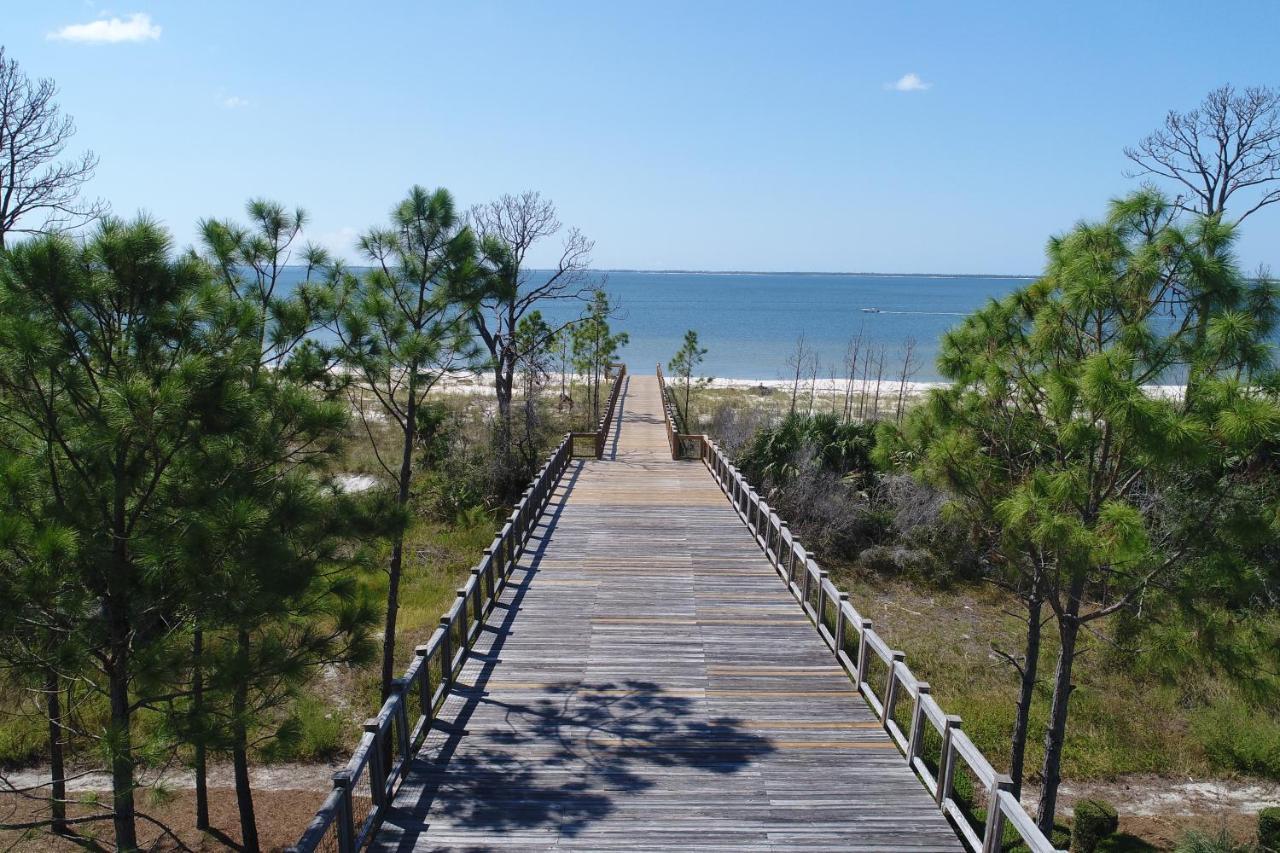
[882, 651, 906, 726]
[391, 678, 411, 777]
[816, 569, 829, 626]
[470, 568, 482, 625]
[364, 718, 387, 806]
[982, 774, 1014, 853]
[833, 592, 849, 657]
[483, 547, 497, 603]
[455, 588, 468, 645]
[332, 769, 355, 853]
[777, 522, 790, 575]
[855, 619, 873, 689]
[937, 715, 963, 808]
[907, 681, 930, 763]
[439, 616, 453, 686]
[414, 643, 433, 719]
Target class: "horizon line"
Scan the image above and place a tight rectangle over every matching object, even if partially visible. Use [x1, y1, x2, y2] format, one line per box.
[304, 263, 1040, 279]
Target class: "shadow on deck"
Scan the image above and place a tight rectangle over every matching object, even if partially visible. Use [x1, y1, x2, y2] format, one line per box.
[373, 459, 777, 848]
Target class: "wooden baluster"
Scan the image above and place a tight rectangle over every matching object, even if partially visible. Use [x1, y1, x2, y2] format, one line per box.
[483, 547, 497, 602]
[981, 774, 1014, 853]
[855, 619, 872, 690]
[815, 569, 829, 628]
[834, 592, 849, 659]
[415, 643, 433, 720]
[882, 651, 906, 727]
[391, 678, 411, 778]
[332, 769, 355, 853]
[907, 682, 930, 766]
[364, 718, 386, 806]
[438, 616, 453, 687]
[936, 715, 963, 808]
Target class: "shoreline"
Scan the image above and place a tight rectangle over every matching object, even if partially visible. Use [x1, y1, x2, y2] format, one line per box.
[421, 371, 1187, 401]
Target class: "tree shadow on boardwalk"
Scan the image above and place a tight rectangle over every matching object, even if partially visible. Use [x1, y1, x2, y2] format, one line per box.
[373, 459, 777, 848]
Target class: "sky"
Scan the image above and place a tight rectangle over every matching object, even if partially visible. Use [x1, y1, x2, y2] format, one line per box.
[4, 1, 1280, 274]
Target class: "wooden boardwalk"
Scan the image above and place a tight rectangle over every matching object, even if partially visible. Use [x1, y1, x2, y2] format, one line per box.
[372, 375, 962, 851]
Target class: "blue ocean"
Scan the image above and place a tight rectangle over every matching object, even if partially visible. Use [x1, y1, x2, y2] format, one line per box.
[513, 271, 1031, 382]
[284, 269, 1035, 382]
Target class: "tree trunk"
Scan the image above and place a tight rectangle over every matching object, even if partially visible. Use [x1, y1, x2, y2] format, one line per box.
[232, 628, 260, 853]
[1009, 594, 1042, 799]
[107, 644, 138, 851]
[193, 628, 209, 830]
[494, 362, 513, 458]
[381, 385, 417, 701]
[1036, 602, 1081, 834]
[45, 669, 67, 836]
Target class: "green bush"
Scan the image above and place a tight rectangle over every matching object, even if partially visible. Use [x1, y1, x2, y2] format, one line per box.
[1260, 807, 1280, 852]
[1072, 799, 1119, 853]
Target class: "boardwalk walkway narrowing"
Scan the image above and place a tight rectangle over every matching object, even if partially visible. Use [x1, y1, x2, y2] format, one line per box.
[372, 375, 962, 851]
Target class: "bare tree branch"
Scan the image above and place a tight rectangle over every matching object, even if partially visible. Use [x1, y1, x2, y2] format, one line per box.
[0, 47, 105, 249]
[1125, 84, 1280, 223]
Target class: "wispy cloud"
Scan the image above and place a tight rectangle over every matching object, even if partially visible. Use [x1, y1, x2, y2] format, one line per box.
[48, 12, 161, 44]
[307, 226, 360, 262]
[886, 72, 931, 92]
[220, 95, 249, 110]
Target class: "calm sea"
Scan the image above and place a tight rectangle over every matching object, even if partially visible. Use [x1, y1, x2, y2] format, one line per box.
[527, 271, 1032, 382]
[283, 269, 1034, 382]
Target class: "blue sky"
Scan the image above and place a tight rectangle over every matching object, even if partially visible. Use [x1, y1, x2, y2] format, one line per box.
[6, 1, 1280, 274]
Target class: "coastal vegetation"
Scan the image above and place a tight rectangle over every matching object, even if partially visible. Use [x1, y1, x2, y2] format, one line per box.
[0, 37, 1278, 853]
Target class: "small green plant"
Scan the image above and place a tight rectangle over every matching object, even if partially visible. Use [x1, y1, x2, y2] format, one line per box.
[1071, 799, 1119, 852]
[1259, 807, 1280, 852]
[147, 782, 177, 807]
[1175, 828, 1257, 853]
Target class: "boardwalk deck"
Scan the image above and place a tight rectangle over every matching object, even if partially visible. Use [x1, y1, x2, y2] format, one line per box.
[372, 375, 962, 851]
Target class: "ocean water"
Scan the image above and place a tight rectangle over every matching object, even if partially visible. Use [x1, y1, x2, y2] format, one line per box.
[517, 271, 1032, 382]
[282, 269, 1034, 382]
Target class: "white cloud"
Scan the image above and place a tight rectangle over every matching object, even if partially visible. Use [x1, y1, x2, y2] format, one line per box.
[220, 95, 249, 110]
[48, 12, 161, 44]
[886, 72, 931, 92]
[307, 227, 360, 262]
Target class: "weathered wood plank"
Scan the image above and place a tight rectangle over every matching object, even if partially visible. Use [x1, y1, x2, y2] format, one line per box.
[372, 375, 962, 851]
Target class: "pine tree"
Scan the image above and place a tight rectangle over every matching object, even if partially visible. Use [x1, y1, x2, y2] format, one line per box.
[667, 330, 709, 430]
[878, 190, 1280, 829]
[0, 219, 256, 850]
[325, 186, 479, 701]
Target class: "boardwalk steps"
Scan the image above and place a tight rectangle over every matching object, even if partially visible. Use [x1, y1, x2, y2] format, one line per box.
[289, 366, 1062, 853]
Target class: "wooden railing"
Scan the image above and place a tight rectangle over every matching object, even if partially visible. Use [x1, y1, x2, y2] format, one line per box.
[569, 362, 627, 458]
[287, 364, 628, 853]
[674, 371, 1063, 853]
[656, 363, 704, 460]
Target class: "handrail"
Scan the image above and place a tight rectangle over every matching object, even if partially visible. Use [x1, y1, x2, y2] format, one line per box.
[287, 364, 628, 853]
[571, 362, 627, 458]
[666, 368, 1064, 853]
[656, 362, 705, 460]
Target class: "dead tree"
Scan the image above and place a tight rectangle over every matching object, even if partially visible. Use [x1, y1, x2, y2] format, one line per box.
[1125, 84, 1280, 223]
[894, 336, 919, 422]
[469, 191, 594, 449]
[0, 47, 103, 249]
[785, 333, 814, 416]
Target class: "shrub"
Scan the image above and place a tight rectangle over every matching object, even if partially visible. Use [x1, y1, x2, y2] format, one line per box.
[1071, 799, 1119, 853]
[1260, 807, 1280, 852]
[1175, 828, 1258, 852]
